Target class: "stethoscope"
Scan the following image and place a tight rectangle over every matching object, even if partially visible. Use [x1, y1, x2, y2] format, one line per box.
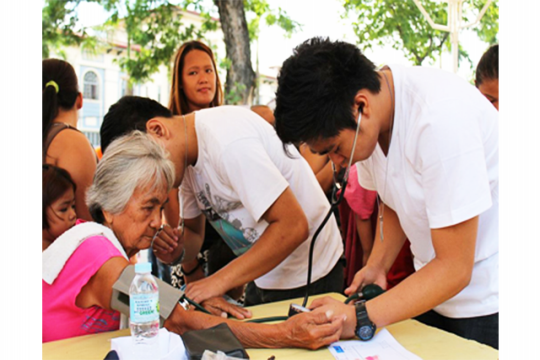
[175, 110, 379, 321]
[300, 109, 363, 307]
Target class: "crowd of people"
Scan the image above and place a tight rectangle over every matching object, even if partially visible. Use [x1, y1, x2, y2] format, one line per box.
[42, 38, 499, 350]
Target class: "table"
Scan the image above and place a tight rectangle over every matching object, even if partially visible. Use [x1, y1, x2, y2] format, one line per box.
[43, 293, 498, 360]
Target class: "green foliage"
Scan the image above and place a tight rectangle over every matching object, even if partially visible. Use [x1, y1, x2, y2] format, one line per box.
[43, 0, 217, 84]
[463, 0, 499, 45]
[343, 0, 498, 67]
[42, 0, 99, 58]
[224, 81, 246, 105]
[42, 0, 300, 94]
[219, 57, 232, 71]
[103, 1, 213, 84]
[244, 0, 301, 41]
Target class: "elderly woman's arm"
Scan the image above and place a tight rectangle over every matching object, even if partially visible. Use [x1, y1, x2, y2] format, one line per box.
[74, 255, 346, 349]
[165, 304, 346, 349]
[75, 257, 129, 309]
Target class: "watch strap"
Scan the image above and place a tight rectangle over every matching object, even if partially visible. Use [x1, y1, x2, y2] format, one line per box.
[354, 300, 376, 340]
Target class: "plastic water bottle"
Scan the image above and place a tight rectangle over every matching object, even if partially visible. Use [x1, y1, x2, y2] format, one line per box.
[129, 262, 159, 359]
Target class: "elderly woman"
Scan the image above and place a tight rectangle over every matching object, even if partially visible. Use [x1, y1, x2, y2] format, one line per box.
[42, 130, 345, 348]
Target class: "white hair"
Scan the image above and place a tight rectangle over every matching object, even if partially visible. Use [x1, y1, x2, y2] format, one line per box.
[86, 130, 175, 223]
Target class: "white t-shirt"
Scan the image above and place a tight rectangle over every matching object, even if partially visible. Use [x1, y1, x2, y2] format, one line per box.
[181, 106, 343, 289]
[358, 64, 498, 318]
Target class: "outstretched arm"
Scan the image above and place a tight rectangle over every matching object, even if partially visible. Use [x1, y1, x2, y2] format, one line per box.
[80, 254, 345, 349]
[165, 304, 345, 349]
[184, 187, 309, 303]
[366, 215, 478, 328]
[312, 213, 479, 336]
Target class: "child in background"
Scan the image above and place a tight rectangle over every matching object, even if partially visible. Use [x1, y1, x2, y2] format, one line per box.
[42, 165, 77, 251]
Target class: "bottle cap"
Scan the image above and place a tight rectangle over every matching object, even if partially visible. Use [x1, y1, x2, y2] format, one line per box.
[134, 262, 152, 274]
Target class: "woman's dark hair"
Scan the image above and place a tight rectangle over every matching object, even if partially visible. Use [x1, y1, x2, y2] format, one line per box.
[475, 44, 498, 87]
[43, 164, 77, 230]
[42, 59, 80, 144]
[168, 40, 223, 115]
[274, 37, 381, 149]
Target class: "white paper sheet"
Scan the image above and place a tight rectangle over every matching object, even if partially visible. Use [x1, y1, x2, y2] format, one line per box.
[328, 328, 422, 360]
[111, 328, 187, 360]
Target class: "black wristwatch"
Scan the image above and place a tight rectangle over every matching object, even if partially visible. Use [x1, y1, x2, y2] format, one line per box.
[355, 300, 376, 341]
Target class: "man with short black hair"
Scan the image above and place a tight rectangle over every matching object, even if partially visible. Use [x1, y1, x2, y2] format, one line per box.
[101, 96, 344, 308]
[274, 37, 499, 349]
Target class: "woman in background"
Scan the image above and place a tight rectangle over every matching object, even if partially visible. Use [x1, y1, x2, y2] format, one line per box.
[168, 40, 223, 115]
[43, 59, 97, 220]
[158, 41, 237, 297]
[475, 44, 499, 111]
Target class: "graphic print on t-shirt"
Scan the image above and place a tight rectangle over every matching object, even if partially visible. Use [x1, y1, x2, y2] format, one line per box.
[197, 183, 258, 256]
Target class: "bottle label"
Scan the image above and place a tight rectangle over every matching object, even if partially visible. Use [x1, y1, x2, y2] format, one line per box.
[130, 293, 159, 323]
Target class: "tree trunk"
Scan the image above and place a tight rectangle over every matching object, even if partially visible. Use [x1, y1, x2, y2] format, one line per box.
[214, 0, 255, 105]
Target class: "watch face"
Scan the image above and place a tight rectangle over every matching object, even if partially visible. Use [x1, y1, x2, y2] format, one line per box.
[358, 325, 374, 340]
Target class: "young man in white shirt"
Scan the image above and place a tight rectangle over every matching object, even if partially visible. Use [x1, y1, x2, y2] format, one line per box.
[100, 97, 344, 308]
[274, 37, 498, 349]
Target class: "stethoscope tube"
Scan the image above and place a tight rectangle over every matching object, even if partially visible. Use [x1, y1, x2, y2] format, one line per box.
[302, 176, 348, 307]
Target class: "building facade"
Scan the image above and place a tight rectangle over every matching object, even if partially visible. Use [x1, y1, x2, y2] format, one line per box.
[50, 10, 277, 148]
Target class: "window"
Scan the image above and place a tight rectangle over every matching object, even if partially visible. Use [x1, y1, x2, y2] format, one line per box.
[83, 71, 99, 100]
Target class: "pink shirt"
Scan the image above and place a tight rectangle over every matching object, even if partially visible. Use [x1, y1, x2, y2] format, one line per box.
[42, 235, 123, 343]
[344, 164, 377, 219]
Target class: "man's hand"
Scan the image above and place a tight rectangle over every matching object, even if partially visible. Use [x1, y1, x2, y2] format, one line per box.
[309, 297, 357, 339]
[201, 297, 252, 320]
[344, 264, 387, 295]
[280, 310, 346, 349]
[152, 224, 184, 265]
[185, 274, 227, 304]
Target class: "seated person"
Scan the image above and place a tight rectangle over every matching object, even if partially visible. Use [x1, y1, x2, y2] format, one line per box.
[475, 44, 499, 110]
[42, 130, 346, 347]
[100, 97, 344, 307]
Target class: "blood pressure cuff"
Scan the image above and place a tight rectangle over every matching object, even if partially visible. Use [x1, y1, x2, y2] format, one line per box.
[181, 323, 249, 359]
[111, 265, 183, 326]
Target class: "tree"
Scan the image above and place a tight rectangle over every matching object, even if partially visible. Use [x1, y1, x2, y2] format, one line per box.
[42, 0, 101, 58]
[244, 0, 300, 104]
[342, 0, 498, 67]
[42, 0, 299, 103]
[103, 1, 209, 86]
[212, 0, 300, 104]
[214, 0, 255, 104]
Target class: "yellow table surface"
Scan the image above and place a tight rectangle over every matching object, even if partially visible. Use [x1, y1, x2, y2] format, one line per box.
[43, 293, 498, 360]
